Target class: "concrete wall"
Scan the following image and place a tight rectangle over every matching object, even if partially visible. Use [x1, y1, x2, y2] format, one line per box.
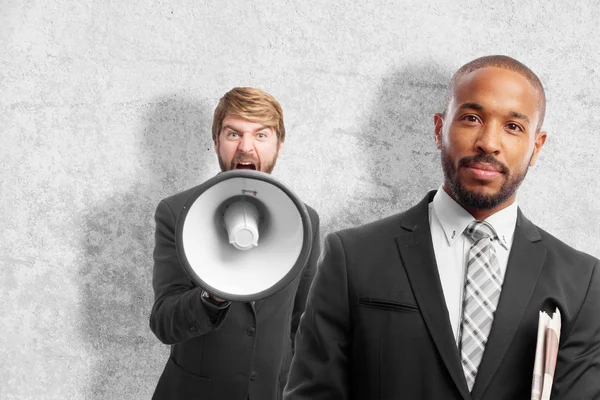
[2, 1, 599, 398]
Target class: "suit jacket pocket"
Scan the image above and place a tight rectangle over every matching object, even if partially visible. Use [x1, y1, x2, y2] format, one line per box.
[358, 297, 419, 313]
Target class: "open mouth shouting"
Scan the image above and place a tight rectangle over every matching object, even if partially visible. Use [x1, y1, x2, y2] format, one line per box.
[233, 160, 258, 171]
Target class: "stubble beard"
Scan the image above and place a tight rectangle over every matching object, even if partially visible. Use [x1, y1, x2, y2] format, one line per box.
[440, 146, 529, 210]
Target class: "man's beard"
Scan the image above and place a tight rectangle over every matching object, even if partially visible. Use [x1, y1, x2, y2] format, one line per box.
[441, 147, 529, 210]
[218, 152, 278, 174]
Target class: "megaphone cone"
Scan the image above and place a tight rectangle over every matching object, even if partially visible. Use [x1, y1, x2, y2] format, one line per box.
[176, 170, 313, 302]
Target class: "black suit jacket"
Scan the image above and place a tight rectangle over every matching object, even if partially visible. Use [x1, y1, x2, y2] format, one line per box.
[284, 191, 600, 400]
[150, 184, 320, 400]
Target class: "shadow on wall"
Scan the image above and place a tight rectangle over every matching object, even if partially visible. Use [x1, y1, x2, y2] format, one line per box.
[328, 63, 451, 232]
[78, 95, 216, 399]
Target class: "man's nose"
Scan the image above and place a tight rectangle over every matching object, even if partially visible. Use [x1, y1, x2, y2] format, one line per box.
[237, 134, 254, 153]
[475, 123, 501, 154]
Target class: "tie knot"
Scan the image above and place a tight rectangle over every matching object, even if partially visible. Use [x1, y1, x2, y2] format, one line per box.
[465, 220, 497, 242]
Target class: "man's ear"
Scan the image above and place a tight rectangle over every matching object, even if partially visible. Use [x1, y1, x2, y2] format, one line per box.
[529, 130, 547, 167]
[434, 113, 445, 149]
[277, 140, 283, 157]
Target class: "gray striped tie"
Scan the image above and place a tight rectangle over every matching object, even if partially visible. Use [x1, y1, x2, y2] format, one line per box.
[460, 220, 502, 391]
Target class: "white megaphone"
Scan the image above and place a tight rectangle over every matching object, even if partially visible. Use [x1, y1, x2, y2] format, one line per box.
[176, 170, 313, 302]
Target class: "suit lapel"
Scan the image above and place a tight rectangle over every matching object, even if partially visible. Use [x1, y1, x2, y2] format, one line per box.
[470, 210, 546, 400]
[396, 191, 471, 400]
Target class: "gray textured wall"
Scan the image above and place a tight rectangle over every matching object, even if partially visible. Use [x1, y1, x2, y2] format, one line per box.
[2, 1, 599, 398]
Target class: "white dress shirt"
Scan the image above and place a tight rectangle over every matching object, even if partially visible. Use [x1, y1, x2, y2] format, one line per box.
[428, 187, 518, 343]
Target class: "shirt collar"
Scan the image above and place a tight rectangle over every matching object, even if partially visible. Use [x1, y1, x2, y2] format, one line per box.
[432, 186, 518, 249]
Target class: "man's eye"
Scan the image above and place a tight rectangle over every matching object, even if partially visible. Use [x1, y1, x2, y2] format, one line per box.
[506, 123, 522, 132]
[229, 132, 239, 138]
[463, 115, 479, 123]
[257, 132, 266, 138]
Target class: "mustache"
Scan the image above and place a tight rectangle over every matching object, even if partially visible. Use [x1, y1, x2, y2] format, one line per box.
[458, 154, 509, 174]
[230, 153, 260, 166]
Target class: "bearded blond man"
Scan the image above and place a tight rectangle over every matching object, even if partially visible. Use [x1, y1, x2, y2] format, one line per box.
[150, 88, 320, 400]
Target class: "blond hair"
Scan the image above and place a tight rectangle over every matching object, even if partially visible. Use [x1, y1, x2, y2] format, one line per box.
[212, 87, 285, 142]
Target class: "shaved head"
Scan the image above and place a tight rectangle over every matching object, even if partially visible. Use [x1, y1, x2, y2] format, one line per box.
[444, 55, 546, 131]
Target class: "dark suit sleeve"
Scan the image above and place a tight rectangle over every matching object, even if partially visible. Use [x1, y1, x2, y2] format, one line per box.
[552, 259, 600, 399]
[284, 232, 351, 399]
[290, 208, 320, 352]
[149, 199, 230, 345]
